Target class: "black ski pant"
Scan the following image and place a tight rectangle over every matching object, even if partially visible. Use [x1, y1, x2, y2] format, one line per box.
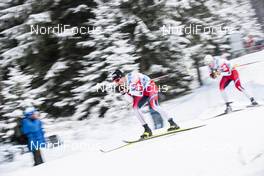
[33, 149, 44, 166]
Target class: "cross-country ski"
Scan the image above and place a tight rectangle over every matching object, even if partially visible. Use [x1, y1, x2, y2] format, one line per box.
[100, 124, 205, 153]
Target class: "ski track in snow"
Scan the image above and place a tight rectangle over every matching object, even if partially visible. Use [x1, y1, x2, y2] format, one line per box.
[1, 51, 264, 176]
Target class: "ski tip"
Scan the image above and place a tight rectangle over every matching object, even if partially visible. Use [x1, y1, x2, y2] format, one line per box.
[99, 149, 106, 153]
[122, 140, 130, 143]
[122, 139, 141, 144]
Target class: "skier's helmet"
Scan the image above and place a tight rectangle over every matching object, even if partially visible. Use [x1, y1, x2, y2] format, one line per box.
[23, 107, 37, 118]
[204, 55, 214, 65]
[112, 69, 124, 82]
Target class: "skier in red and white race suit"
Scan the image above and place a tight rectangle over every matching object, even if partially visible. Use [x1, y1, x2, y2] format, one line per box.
[204, 55, 258, 113]
[112, 69, 180, 139]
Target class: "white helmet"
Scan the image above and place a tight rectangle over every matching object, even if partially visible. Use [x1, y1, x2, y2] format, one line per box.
[24, 107, 37, 117]
[204, 55, 214, 65]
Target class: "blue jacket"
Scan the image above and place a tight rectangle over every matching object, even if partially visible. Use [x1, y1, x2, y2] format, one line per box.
[21, 116, 45, 151]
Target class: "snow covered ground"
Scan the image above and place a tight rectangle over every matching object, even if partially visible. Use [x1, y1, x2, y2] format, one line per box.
[1, 50, 264, 176]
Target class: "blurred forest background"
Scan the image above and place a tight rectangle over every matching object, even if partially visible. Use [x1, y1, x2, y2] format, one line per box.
[0, 0, 263, 143]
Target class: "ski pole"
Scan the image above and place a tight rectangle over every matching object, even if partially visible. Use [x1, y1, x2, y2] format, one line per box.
[152, 74, 169, 81]
[235, 60, 263, 68]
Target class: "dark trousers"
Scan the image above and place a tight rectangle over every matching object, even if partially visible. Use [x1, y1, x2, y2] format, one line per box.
[138, 96, 164, 129]
[33, 149, 44, 166]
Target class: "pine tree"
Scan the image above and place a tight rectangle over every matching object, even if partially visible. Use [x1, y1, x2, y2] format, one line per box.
[72, 0, 139, 120]
[26, 0, 97, 117]
[207, 0, 263, 37]
[0, 0, 98, 142]
[0, 65, 40, 141]
[120, 0, 193, 98]
[250, 0, 264, 31]
[167, 0, 218, 86]
[166, 0, 263, 87]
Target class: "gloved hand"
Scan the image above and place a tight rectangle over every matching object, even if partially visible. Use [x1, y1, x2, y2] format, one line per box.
[210, 70, 220, 79]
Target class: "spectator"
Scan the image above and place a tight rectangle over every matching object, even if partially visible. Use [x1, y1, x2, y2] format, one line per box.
[245, 35, 255, 52]
[21, 107, 45, 166]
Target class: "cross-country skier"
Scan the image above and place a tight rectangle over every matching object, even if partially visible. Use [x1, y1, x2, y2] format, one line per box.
[204, 55, 258, 113]
[112, 69, 180, 139]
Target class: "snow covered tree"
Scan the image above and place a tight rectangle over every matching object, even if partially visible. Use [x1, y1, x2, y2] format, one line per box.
[165, 0, 263, 87]
[72, 0, 139, 120]
[120, 0, 193, 98]
[250, 0, 264, 31]
[0, 0, 98, 142]
[0, 64, 43, 141]
[25, 0, 97, 117]
[166, 0, 219, 86]
[0, 0, 51, 141]
[207, 0, 263, 37]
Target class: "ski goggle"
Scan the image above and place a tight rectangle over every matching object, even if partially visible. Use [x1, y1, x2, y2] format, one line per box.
[113, 78, 120, 83]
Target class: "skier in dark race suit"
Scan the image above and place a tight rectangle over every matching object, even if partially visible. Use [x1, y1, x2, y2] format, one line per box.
[112, 69, 180, 139]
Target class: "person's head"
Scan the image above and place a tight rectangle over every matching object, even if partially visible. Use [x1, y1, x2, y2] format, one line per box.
[112, 69, 125, 85]
[24, 107, 40, 119]
[204, 55, 214, 65]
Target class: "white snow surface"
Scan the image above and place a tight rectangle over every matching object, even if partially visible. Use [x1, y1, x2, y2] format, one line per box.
[1, 51, 264, 176]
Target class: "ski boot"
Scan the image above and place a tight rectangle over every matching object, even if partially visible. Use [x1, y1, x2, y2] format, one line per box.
[250, 97, 258, 106]
[167, 118, 180, 131]
[140, 124, 152, 139]
[225, 102, 232, 114]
